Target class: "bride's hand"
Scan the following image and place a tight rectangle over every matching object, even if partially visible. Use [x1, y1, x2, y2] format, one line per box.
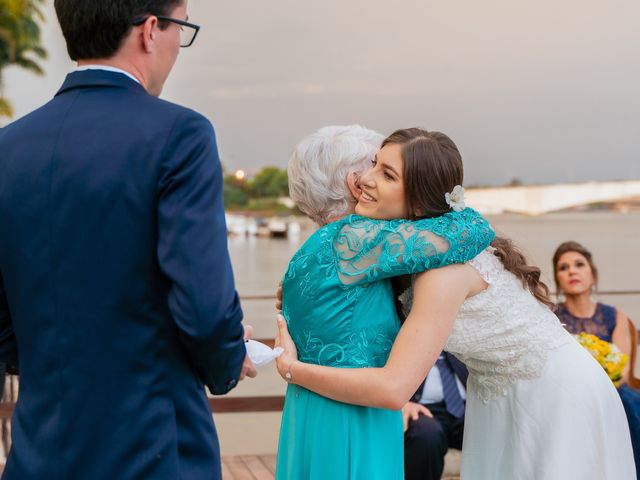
[275, 314, 298, 380]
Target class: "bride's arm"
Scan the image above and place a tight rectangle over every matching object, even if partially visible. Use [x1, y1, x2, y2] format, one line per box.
[276, 264, 471, 410]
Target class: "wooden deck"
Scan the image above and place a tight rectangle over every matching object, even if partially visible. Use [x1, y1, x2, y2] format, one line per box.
[222, 455, 276, 479]
[220, 455, 460, 480]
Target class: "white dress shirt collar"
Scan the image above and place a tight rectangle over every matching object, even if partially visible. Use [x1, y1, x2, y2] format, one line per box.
[75, 65, 141, 85]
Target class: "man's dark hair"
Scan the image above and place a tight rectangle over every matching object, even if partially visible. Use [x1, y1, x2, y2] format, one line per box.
[54, 0, 182, 61]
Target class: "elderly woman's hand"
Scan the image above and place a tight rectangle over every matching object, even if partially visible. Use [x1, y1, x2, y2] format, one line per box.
[275, 314, 298, 381]
[275, 282, 283, 312]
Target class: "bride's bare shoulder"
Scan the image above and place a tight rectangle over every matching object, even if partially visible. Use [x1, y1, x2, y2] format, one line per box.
[414, 263, 486, 299]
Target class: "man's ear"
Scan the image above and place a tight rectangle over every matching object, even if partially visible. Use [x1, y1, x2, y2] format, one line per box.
[346, 171, 362, 202]
[141, 16, 158, 54]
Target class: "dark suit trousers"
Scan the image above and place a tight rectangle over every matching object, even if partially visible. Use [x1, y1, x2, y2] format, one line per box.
[404, 402, 465, 480]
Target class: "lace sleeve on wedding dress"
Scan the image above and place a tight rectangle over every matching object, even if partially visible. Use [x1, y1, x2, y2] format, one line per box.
[334, 208, 494, 286]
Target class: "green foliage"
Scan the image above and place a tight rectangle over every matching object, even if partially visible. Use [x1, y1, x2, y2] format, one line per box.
[223, 166, 291, 211]
[244, 198, 292, 213]
[223, 183, 249, 208]
[249, 167, 289, 198]
[0, 0, 47, 120]
[0, 97, 11, 117]
[224, 172, 248, 190]
[223, 172, 250, 207]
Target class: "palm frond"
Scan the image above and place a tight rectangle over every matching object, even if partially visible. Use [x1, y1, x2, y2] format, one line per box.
[31, 0, 46, 22]
[0, 0, 47, 79]
[12, 55, 43, 74]
[0, 96, 14, 119]
[31, 44, 46, 58]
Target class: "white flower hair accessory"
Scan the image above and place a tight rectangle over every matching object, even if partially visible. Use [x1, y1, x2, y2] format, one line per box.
[445, 185, 466, 212]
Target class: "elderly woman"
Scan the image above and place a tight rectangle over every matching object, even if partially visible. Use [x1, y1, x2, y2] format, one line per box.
[553, 240, 640, 478]
[275, 125, 495, 479]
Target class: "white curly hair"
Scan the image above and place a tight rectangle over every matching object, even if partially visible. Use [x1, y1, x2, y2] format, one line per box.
[287, 125, 383, 225]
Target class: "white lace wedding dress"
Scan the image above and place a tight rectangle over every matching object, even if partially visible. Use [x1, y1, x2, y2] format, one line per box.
[402, 248, 635, 479]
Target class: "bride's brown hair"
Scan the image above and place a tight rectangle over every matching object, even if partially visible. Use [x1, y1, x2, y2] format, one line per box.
[382, 128, 554, 308]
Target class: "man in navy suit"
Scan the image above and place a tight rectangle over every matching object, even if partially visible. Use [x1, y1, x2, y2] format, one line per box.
[0, 1, 255, 478]
[403, 353, 467, 480]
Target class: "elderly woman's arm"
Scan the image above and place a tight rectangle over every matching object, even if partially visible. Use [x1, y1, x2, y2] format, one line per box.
[335, 208, 494, 286]
[276, 265, 473, 409]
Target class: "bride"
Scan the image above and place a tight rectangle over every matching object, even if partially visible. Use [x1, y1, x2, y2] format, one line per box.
[276, 127, 635, 479]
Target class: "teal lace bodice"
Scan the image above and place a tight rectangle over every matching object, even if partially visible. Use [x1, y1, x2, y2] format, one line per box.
[281, 208, 494, 368]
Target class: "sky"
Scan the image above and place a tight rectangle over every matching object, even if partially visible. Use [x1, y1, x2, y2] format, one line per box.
[3, 0, 640, 185]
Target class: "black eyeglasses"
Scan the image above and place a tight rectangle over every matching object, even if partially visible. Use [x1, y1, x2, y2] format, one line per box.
[132, 15, 201, 48]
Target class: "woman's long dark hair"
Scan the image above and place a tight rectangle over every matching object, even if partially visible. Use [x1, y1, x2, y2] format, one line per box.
[382, 128, 554, 308]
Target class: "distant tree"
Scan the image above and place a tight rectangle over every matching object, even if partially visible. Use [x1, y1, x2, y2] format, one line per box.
[224, 172, 249, 190]
[0, 0, 47, 120]
[249, 167, 289, 198]
[507, 177, 524, 187]
[223, 182, 249, 207]
[223, 172, 249, 207]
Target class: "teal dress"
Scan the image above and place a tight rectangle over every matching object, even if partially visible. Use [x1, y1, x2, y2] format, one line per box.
[276, 209, 494, 479]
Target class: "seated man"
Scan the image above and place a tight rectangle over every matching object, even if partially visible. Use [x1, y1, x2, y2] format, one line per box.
[403, 352, 467, 480]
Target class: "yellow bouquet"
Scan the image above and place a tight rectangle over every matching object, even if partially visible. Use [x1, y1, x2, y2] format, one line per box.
[574, 332, 628, 386]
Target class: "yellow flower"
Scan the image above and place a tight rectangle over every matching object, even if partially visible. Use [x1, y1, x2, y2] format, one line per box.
[574, 333, 628, 386]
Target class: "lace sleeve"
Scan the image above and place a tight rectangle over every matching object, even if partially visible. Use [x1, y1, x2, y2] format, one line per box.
[334, 208, 494, 285]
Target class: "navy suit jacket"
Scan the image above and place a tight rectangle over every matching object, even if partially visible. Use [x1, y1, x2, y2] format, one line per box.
[411, 352, 468, 404]
[0, 70, 246, 479]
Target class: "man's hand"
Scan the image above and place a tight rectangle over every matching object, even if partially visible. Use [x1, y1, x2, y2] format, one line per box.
[239, 325, 257, 380]
[275, 282, 282, 312]
[401, 401, 433, 432]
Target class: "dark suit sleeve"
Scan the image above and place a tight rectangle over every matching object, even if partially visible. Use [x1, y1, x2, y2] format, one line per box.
[157, 110, 245, 395]
[0, 271, 19, 370]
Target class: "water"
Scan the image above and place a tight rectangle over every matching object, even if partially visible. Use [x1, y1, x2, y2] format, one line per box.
[217, 210, 640, 455]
